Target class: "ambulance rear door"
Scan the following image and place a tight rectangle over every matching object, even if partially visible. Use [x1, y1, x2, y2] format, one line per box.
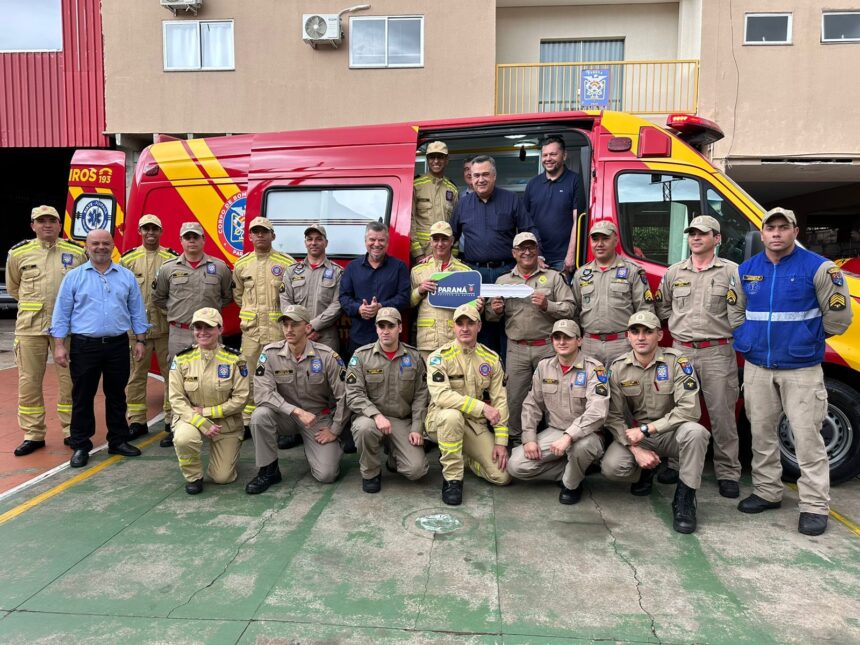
[66, 150, 126, 255]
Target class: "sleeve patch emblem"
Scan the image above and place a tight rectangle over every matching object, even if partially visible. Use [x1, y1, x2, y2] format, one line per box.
[170, 359, 177, 370]
[239, 365, 248, 377]
[432, 371, 445, 383]
[726, 289, 738, 305]
[830, 293, 847, 311]
[278, 281, 286, 293]
[258, 353, 267, 364]
[334, 354, 345, 367]
[683, 377, 698, 391]
[255, 365, 265, 376]
[644, 289, 654, 303]
[678, 358, 693, 375]
[429, 356, 442, 366]
[654, 289, 663, 303]
[346, 373, 357, 384]
[595, 384, 608, 397]
[828, 267, 844, 287]
[594, 366, 608, 383]
[349, 356, 359, 366]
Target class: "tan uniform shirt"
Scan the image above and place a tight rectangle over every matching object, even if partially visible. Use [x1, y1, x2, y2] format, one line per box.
[153, 253, 233, 324]
[521, 354, 610, 445]
[411, 174, 459, 257]
[168, 344, 249, 434]
[120, 245, 177, 338]
[606, 347, 702, 444]
[426, 341, 509, 446]
[485, 266, 575, 340]
[572, 257, 654, 334]
[345, 341, 428, 434]
[233, 250, 295, 343]
[253, 339, 349, 435]
[656, 255, 743, 342]
[410, 256, 471, 351]
[6, 238, 86, 335]
[279, 259, 343, 334]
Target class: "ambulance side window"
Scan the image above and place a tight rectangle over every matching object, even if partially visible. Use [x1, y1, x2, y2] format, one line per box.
[704, 187, 757, 265]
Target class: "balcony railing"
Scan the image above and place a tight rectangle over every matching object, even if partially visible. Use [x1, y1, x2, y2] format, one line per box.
[495, 59, 699, 116]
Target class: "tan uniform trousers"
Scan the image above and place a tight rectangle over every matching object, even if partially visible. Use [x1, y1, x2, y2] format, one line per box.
[744, 362, 830, 515]
[250, 406, 343, 483]
[601, 422, 709, 489]
[240, 335, 267, 424]
[126, 336, 171, 425]
[506, 341, 555, 440]
[173, 421, 242, 484]
[352, 415, 429, 480]
[166, 327, 194, 431]
[673, 341, 740, 481]
[426, 409, 511, 485]
[15, 335, 72, 440]
[581, 337, 630, 368]
[507, 429, 604, 490]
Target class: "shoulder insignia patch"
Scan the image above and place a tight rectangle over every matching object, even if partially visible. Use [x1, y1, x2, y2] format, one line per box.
[279, 281, 286, 293]
[429, 355, 442, 366]
[678, 357, 693, 375]
[349, 356, 359, 366]
[239, 364, 248, 377]
[726, 288, 738, 305]
[431, 371, 445, 383]
[639, 270, 648, 285]
[222, 346, 241, 356]
[683, 377, 698, 391]
[334, 353, 345, 367]
[176, 345, 195, 357]
[595, 383, 609, 397]
[654, 288, 663, 302]
[255, 365, 265, 376]
[830, 293, 847, 311]
[644, 289, 654, 303]
[594, 366, 608, 383]
[258, 353, 268, 364]
[346, 372, 357, 385]
[170, 358, 177, 370]
[828, 267, 844, 287]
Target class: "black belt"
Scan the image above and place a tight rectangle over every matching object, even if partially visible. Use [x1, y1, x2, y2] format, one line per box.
[71, 333, 127, 344]
[466, 260, 512, 269]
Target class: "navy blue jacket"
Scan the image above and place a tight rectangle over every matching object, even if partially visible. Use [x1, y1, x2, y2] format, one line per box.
[339, 254, 410, 346]
[450, 188, 539, 263]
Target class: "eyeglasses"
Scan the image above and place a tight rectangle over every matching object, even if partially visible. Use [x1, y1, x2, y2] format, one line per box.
[182, 233, 202, 240]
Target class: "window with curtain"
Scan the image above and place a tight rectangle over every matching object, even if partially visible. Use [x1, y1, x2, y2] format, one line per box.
[350, 16, 423, 68]
[163, 20, 234, 71]
[538, 39, 624, 111]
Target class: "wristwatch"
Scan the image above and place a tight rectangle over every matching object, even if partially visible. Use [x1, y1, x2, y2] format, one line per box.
[639, 423, 651, 438]
[135, 339, 146, 345]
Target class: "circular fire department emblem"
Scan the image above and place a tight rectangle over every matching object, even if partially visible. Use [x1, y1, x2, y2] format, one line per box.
[81, 200, 109, 233]
[217, 192, 247, 256]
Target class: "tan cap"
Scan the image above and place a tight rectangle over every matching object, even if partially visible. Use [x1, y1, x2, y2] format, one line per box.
[513, 232, 538, 248]
[453, 303, 481, 322]
[31, 205, 60, 221]
[139, 214, 162, 229]
[248, 216, 274, 231]
[375, 307, 402, 325]
[590, 220, 617, 237]
[180, 221, 204, 236]
[551, 319, 581, 338]
[304, 223, 327, 238]
[627, 311, 661, 330]
[429, 221, 453, 237]
[684, 215, 720, 234]
[762, 207, 797, 227]
[191, 307, 223, 327]
[426, 141, 449, 155]
[279, 304, 311, 323]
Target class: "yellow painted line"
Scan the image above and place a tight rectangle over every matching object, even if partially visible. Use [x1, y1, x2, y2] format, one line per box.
[0, 431, 167, 528]
[787, 483, 860, 537]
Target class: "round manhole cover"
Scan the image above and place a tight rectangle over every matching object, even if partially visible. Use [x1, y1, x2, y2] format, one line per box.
[415, 513, 463, 534]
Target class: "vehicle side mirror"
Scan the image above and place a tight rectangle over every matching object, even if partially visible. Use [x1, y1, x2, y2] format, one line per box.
[744, 230, 764, 260]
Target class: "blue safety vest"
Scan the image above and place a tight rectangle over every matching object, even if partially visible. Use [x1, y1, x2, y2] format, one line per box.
[733, 247, 827, 369]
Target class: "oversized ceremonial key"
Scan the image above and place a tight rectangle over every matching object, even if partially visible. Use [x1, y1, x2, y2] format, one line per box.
[427, 270, 534, 310]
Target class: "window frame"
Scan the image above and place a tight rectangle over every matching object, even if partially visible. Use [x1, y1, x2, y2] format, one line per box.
[162, 19, 235, 72]
[349, 15, 424, 69]
[822, 11, 860, 43]
[0, 0, 63, 53]
[743, 12, 793, 46]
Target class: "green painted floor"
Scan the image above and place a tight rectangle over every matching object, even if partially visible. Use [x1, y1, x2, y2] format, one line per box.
[0, 423, 858, 644]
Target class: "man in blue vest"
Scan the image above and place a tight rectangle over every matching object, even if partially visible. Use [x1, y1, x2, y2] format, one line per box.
[731, 207, 852, 536]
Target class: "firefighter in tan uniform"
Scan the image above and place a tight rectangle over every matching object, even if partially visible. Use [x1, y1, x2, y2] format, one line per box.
[507, 320, 609, 504]
[602, 311, 710, 534]
[656, 215, 744, 498]
[409, 221, 471, 360]
[245, 305, 349, 493]
[168, 308, 249, 495]
[232, 216, 295, 427]
[411, 141, 459, 262]
[485, 232, 574, 444]
[571, 220, 654, 366]
[153, 221, 233, 446]
[346, 308, 429, 493]
[121, 214, 178, 440]
[6, 205, 86, 456]
[426, 304, 511, 506]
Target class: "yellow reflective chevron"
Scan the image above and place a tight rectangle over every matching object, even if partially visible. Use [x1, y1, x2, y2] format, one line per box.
[417, 318, 435, 327]
[191, 414, 206, 428]
[239, 310, 257, 321]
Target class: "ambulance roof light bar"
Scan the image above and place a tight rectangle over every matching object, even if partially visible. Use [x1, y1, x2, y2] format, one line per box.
[666, 114, 725, 147]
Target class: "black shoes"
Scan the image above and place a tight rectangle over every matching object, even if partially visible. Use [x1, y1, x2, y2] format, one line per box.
[243, 426, 252, 440]
[630, 468, 655, 496]
[245, 461, 282, 494]
[672, 481, 698, 534]
[737, 494, 781, 514]
[277, 434, 303, 450]
[108, 442, 142, 457]
[185, 479, 204, 495]
[798, 512, 828, 536]
[362, 474, 382, 494]
[70, 449, 89, 468]
[14, 440, 45, 456]
[128, 423, 149, 440]
[718, 479, 740, 499]
[160, 432, 174, 448]
[559, 483, 583, 505]
[342, 432, 357, 454]
[657, 466, 679, 485]
[442, 479, 463, 506]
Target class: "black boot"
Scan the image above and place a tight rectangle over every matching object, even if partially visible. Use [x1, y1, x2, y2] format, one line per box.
[672, 481, 697, 534]
[559, 483, 583, 505]
[128, 423, 149, 440]
[159, 431, 174, 448]
[245, 461, 282, 494]
[657, 466, 679, 484]
[277, 434, 303, 450]
[630, 467, 655, 496]
[442, 479, 463, 506]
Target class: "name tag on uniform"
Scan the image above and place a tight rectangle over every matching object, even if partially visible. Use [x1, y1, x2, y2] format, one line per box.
[574, 371, 586, 386]
[217, 365, 230, 378]
[615, 266, 628, 279]
[311, 358, 323, 373]
[542, 378, 558, 385]
[367, 368, 384, 375]
[621, 379, 639, 387]
[207, 264, 217, 275]
[673, 280, 691, 287]
[656, 364, 669, 381]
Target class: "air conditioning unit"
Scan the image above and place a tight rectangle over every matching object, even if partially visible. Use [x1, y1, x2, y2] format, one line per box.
[302, 14, 342, 48]
[161, 0, 202, 16]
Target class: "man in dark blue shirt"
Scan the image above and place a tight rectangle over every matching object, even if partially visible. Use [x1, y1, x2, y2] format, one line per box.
[340, 222, 410, 357]
[523, 135, 582, 273]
